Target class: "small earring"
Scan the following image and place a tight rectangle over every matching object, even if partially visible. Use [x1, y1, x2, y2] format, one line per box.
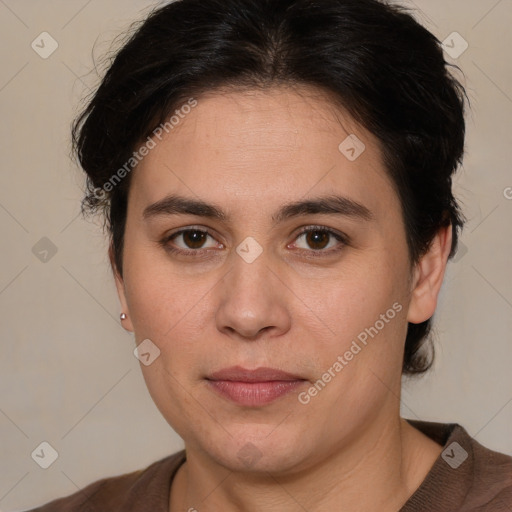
[120, 313, 127, 321]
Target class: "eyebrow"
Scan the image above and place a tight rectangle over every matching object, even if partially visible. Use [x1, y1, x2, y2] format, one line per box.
[142, 193, 373, 223]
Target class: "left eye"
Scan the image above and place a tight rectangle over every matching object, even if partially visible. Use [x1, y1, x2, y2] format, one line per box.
[292, 227, 346, 252]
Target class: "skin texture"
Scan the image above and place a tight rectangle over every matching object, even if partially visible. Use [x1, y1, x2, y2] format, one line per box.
[113, 85, 451, 511]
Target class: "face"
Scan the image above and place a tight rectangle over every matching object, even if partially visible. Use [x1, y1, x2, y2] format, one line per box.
[115, 85, 428, 474]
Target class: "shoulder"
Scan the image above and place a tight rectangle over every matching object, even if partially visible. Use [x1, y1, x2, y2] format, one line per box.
[23, 450, 186, 511]
[404, 420, 512, 511]
[468, 432, 512, 509]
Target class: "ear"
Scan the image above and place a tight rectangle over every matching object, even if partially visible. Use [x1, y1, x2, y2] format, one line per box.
[407, 223, 453, 324]
[109, 243, 134, 332]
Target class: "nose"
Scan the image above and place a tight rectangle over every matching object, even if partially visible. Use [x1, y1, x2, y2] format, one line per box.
[215, 249, 292, 341]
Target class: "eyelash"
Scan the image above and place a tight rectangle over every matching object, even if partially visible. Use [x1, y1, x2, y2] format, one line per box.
[160, 225, 349, 259]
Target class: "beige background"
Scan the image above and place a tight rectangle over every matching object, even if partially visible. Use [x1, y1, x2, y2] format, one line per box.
[0, 0, 511, 510]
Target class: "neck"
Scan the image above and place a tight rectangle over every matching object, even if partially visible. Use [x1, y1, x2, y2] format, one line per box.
[170, 416, 442, 512]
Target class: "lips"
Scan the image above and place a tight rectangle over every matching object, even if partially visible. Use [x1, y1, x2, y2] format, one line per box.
[206, 366, 307, 406]
[207, 366, 305, 382]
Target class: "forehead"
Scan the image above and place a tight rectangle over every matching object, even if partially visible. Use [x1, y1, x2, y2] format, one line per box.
[129, 85, 398, 221]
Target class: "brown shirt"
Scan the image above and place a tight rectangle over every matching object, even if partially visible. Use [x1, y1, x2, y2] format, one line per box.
[26, 420, 512, 511]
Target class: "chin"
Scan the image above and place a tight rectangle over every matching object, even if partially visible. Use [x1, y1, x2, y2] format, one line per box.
[197, 425, 314, 475]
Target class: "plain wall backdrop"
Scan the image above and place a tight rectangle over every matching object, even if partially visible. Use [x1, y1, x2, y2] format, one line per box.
[0, 0, 511, 510]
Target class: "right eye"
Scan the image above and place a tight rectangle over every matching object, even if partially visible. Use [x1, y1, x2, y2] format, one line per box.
[161, 227, 224, 256]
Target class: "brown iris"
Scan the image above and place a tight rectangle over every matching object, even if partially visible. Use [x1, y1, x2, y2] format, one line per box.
[182, 230, 208, 249]
[304, 230, 330, 250]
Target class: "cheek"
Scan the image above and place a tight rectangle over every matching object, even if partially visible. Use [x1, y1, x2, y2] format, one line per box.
[305, 258, 405, 335]
[296, 253, 410, 393]
[121, 242, 210, 340]
[298, 270, 408, 411]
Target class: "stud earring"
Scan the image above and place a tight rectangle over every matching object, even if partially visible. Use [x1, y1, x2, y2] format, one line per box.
[120, 313, 127, 321]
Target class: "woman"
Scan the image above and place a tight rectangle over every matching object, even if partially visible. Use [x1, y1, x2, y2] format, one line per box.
[28, 0, 512, 510]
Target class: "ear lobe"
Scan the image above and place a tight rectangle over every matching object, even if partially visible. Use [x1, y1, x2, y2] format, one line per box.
[407, 224, 453, 324]
[109, 243, 134, 332]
